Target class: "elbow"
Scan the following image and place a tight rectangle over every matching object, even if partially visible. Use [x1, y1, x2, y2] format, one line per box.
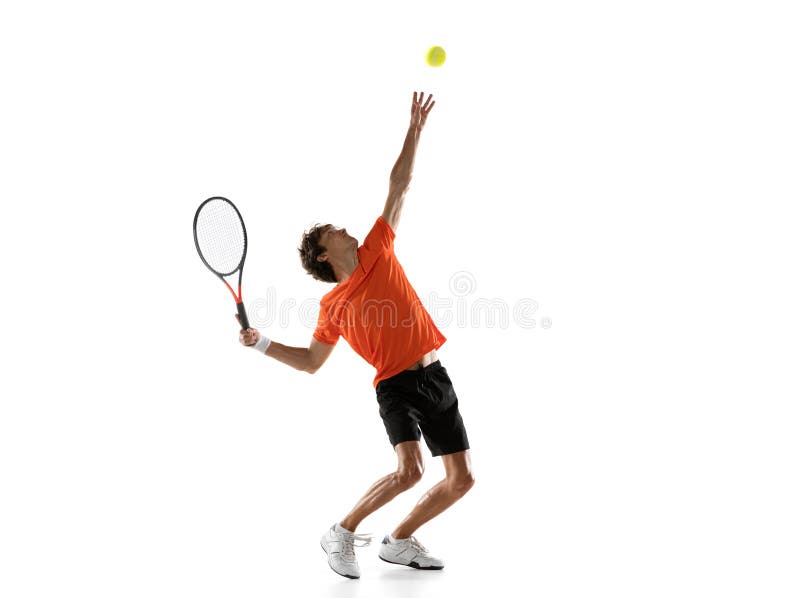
[305, 364, 320, 375]
[390, 172, 411, 190]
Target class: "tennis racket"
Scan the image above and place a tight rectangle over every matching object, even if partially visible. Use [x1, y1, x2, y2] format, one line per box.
[193, 196, 251, 330]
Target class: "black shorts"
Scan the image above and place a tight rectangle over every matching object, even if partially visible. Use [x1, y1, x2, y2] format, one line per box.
[375, 360, 470, 457]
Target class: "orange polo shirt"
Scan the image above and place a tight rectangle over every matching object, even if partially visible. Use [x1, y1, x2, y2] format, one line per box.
[313, 216, 447, 387]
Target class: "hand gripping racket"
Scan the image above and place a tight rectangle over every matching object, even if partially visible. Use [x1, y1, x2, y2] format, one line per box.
[193, 196, 251, 330]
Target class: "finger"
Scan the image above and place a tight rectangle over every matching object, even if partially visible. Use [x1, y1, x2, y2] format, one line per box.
[426, 100, 435, 113]
[413, 91, 417, 104]
[423, 95, 433, 109]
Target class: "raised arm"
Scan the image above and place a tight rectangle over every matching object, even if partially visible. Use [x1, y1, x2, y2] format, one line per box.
[382, 91, 435, 232]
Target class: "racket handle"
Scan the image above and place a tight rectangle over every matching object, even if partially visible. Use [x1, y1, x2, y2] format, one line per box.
[236, 302, 251, 330]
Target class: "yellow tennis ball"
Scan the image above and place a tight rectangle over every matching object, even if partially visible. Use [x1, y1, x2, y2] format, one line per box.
[426, 46, 446, 67]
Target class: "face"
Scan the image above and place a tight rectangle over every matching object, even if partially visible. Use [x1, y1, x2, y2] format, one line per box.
[317, 224, 357, 263]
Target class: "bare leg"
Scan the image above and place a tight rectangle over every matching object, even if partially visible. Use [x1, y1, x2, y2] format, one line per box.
[340, 441, 424, 532]
[391, 449, 475, 539]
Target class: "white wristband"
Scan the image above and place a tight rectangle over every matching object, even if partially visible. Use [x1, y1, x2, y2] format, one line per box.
[251, 333, 271, 354]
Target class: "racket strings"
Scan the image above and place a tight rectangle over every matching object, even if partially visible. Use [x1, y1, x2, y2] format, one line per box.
[195, 200, 246, 276]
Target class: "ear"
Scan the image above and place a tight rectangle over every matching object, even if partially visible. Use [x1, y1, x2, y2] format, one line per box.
[316, 252, 328, 263]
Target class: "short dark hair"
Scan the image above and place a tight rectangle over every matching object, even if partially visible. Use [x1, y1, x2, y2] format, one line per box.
[298, 223, 336, 283]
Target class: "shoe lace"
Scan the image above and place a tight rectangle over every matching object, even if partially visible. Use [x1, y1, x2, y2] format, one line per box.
[406, 535, 428, 554]
[341, 531, 373, 562]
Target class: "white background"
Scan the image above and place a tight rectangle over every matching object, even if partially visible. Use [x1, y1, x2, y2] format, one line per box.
[1, 1, 798, 596]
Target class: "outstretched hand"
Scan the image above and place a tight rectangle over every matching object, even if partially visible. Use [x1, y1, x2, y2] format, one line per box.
[410, 91, 435, 132]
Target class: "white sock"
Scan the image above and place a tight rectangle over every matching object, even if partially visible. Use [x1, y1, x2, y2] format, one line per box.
[334, 522, 352, 534]
[387, 534, 402, 543]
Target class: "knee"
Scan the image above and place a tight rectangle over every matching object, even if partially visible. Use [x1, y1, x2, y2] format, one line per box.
[394, 464, 424, 489]
[448, 471, 475, 496]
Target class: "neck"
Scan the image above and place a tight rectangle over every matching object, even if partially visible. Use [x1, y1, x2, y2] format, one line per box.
[333, 247, 359, 284]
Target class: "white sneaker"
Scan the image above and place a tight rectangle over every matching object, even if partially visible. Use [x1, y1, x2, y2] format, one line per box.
[320, 524, 373, 579]
[378, 535, 445, 570]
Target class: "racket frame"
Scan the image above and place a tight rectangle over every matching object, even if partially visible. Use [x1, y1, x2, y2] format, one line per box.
[193, 196, 251, 330]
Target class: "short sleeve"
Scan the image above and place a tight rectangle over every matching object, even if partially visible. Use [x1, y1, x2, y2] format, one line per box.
[313, 303, 340, 345]
[359, 216, 396, 272]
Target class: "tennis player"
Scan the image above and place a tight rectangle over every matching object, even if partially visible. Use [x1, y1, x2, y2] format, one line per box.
[238, 92, 473, 579]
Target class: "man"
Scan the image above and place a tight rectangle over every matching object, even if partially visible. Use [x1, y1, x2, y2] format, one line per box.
[238, 92, 474, 579]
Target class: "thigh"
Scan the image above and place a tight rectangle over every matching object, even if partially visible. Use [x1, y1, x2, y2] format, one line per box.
[376, 382, 422, 448]
[394, 440, 424, 474]
[417, 366, 471, 457]
[442, 449, 472, 479]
